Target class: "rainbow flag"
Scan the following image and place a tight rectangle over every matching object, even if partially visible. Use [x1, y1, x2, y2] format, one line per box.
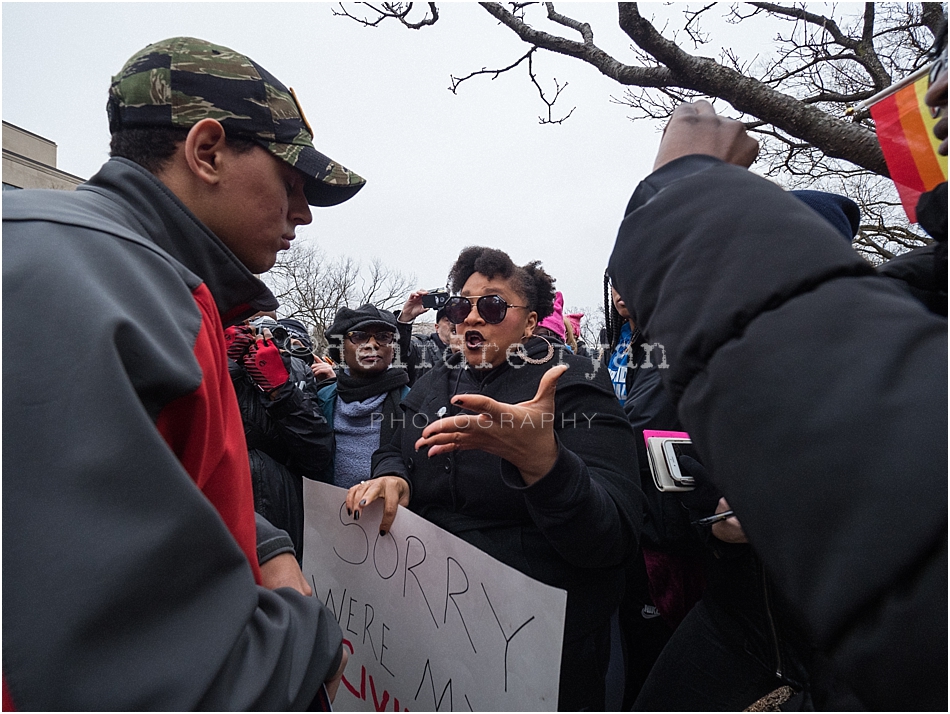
[870, 73, 948, 222]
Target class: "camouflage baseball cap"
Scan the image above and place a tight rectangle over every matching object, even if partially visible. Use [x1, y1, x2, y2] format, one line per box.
[107, 37, 365, 207]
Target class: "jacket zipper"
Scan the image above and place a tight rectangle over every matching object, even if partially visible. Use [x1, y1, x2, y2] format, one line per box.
[762, 565, 783, 679]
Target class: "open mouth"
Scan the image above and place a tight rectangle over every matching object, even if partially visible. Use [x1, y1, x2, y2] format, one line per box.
[464, 330, 485, 351]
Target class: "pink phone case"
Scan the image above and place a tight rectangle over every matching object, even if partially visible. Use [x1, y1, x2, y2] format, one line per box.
[643, 430, 692, 492]
[642, 429, 690, 448]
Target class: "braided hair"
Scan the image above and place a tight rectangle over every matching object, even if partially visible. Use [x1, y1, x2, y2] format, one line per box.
[602, 271, 625, 352]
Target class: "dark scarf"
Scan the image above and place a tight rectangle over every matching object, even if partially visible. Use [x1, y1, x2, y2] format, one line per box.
[336, 368, 409, 403]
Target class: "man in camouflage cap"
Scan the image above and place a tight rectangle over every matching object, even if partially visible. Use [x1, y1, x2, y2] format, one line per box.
[108, 36, 364, 208]
[3, 37, 356, 709]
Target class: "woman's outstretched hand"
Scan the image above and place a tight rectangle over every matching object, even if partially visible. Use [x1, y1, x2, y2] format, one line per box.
[345, 475, 410, 536]
[415, 364, 568, 486]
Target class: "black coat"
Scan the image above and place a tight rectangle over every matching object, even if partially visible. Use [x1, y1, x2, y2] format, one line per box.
[877, 182, 948, 316]
[231, 357, 333, 557]
[608, 155, 947, 711]
[624, 320, 826, 704]
[372, 337, 643, 643]
[395, 318, 450, 386]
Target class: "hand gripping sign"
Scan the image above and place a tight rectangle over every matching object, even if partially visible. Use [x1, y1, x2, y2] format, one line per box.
[303, 481, 567, 712]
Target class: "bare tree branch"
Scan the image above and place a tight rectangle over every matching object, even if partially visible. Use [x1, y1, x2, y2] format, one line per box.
[336, 1, 943, 261]
[479, 2, 677, 87]
[446, 46, 574, 121]
[333, 2, 439, 29]
[615, 3, 888, 174]
[263, 243, 416, 353]
[683, 3, 717, 47]
[544, 2, 594, 44]
[449, 49, 533, 94]
[527, 52, 574, 123]
[747, 2, 857, 49]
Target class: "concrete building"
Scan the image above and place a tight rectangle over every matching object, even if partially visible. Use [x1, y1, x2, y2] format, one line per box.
[3, 121, 84, 191]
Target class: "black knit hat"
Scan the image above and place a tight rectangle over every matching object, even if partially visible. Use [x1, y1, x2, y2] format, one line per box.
[276, 318, 313, 351]
[327, 304, 398, 338]
[791, 190, 861, 242]
[326, 305, 397, 363]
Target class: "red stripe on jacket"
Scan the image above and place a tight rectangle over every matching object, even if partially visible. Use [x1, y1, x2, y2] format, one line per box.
[3, 674, 15, 711]
[156, 283, 262, 584]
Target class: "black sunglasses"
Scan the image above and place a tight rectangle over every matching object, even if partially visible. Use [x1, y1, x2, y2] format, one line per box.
[346, 330, 395, 345]
[443, 294, 529, 325]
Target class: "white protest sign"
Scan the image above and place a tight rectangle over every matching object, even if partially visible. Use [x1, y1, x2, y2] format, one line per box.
[302, 480, 567, 712]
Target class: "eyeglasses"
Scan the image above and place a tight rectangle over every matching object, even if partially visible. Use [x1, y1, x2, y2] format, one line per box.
[928, 46, 948, 119]
[346, 330, 396, 346]
[442, 295, 529, 325]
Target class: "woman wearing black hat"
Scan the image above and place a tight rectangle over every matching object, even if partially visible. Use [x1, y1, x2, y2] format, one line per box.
[317, 305, 410, 489]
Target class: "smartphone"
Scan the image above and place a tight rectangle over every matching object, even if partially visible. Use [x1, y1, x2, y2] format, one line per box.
[421, 289, 449, 309]
[643, 430, 695, 492]
[663, 440, 699, 486]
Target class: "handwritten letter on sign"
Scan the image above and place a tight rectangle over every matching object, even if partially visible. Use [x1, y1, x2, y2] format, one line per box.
[302, 481, 567, 712]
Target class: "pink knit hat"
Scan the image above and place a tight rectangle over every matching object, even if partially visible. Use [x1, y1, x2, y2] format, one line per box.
[565, 312, 584, 339]
[537, 291, 566, 340]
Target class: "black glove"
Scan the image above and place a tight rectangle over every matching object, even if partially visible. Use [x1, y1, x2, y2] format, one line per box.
[675, 454, 721, 517]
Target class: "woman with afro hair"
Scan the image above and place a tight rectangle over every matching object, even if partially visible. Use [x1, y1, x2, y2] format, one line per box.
[346, 246, 643, 711]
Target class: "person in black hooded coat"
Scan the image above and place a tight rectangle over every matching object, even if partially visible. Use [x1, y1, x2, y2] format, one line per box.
[631, 190, 867, 712]
[607, 86, 946, 710]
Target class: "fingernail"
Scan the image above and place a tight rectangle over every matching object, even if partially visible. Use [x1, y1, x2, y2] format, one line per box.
[379, 529, 387, 537]
[346, 508, 352, 516]
[354, 511, 360, 521]
[359, 499, 367, 506]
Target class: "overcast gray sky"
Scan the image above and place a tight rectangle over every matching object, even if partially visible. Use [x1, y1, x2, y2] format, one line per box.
[2, 2, 754, 327]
